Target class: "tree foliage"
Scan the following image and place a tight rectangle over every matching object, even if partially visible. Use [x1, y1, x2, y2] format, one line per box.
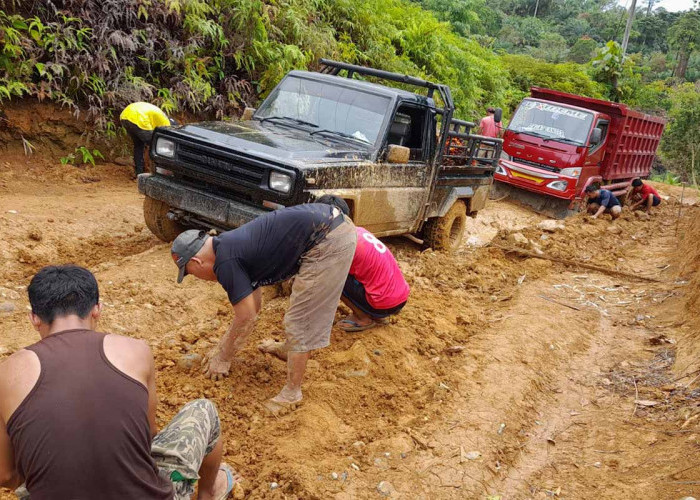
[660, 82, 700, 184]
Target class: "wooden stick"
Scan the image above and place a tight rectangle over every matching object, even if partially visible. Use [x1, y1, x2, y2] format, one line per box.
[537, 294, 581, 311]
[490, 244, 663, 283]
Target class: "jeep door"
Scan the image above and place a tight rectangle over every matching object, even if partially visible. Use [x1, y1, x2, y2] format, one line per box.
[350, 103, 433, 236]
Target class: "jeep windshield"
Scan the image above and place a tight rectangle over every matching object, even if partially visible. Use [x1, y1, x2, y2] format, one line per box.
[255, 75, 391, 146]
[508, 99, 594, 146]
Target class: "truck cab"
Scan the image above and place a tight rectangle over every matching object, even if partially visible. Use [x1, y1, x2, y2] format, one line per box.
[496, 97, 610, 201]
[139, 60, 502, 251]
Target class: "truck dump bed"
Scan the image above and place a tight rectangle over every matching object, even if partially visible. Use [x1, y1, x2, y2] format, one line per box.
[530, 87, 666, 181]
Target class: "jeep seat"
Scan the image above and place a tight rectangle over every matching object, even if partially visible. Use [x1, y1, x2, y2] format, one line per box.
[388, 113, 411, 146]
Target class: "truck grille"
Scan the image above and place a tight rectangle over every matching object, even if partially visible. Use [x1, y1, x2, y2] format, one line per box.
[514, 158, 559, 173]
[178, 144, 265, 185]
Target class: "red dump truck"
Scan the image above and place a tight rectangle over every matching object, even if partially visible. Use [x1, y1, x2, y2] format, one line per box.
[494, 87, 666, 217]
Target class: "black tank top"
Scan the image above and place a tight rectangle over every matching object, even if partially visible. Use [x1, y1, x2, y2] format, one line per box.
[6, 329, 173, 499]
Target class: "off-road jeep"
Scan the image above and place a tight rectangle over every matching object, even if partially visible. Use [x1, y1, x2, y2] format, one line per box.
[138, 59, 502, 252]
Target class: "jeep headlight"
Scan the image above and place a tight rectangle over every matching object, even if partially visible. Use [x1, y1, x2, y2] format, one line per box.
[155, 138, 176, 158]
[269, 171, 292, 193]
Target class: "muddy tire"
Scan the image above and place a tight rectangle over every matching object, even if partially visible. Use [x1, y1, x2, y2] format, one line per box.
[143, 196, 186, 242]
[423, 200, 467, 253]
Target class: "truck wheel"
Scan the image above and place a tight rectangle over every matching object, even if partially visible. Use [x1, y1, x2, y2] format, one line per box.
[143, 196, 186, 242]
[423, 200, 467, 253]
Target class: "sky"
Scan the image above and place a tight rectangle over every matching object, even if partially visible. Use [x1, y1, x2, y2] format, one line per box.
[620, 0, 696, 12]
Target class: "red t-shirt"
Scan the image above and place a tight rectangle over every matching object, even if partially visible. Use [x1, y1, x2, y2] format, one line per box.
[350, 227, 410, 309]
[479, 115, 498, 138]
[638, 183, 659, 199]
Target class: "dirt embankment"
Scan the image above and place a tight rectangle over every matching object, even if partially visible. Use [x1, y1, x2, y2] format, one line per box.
[672, 201, 700, 381]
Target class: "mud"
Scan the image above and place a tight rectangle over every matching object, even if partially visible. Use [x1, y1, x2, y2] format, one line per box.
[1, 153, 699, 499]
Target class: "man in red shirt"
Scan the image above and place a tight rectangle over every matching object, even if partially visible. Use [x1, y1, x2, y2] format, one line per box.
[477, 108, 500, 138]
[317, 195, 410, 332]
[628, 178, 661, 212]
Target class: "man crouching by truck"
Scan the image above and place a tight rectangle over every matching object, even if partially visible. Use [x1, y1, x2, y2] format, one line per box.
[628, 178, 662, 213]
[585, 185, 622, 220]
[0, 265, 240, 500]
[171, 204, 356, 415]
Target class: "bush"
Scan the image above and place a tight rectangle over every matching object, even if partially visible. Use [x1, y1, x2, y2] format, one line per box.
[500, 53, 604, 109]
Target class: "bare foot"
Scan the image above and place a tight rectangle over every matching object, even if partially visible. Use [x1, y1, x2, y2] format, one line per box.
[263, 386, 302, 416]
[263, 399, 301, 417]
[338, 315, 377, 332]
[199, 463, 243, 500]
[258, 339, 288, 362]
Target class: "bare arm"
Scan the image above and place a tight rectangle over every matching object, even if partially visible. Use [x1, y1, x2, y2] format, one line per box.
[145, 349, 158, 438]
[0, 418, 21, 490]
[592, 204, 606, 218]
[202, 289, 261, 380]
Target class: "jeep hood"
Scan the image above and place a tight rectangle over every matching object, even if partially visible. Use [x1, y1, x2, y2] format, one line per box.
[166, 120, 374, 164]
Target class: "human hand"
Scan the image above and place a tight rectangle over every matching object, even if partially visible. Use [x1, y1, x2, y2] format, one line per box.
[202, 347, 232, 381]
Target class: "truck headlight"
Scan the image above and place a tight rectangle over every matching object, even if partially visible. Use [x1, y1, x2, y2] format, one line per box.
[155, 138, 176, 158]
[559, 168, 581, 178]
[547, 180, 568, 191]
[499, 150, 511, 161]
[269, 171, 292, 193]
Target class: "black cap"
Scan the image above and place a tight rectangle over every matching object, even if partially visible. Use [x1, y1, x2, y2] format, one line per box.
[171, 230, 208, 283]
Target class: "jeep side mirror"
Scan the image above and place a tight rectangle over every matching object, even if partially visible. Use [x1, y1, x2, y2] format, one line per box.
[241, 107, 256, 121]
[590, 127, 602, 146]
[494, 108, 503, 124]
[386, 144, 410, 164]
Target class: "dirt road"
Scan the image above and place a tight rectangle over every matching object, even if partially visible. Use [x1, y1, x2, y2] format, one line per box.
[1, 155, 698, 499]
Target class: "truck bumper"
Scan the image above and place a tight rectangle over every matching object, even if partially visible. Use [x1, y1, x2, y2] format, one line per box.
[494, 160, 578, 201]
[138, 174, 268, 229]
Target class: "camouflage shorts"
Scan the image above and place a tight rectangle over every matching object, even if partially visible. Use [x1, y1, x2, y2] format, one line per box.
[15, 398, 220, 500]
[152, 398, 221, 500]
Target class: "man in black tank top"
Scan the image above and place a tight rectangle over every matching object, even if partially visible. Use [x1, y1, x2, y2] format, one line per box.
[0, 265, 241, 499]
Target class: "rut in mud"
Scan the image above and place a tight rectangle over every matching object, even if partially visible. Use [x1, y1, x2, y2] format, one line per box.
[1, 155, 699, 499]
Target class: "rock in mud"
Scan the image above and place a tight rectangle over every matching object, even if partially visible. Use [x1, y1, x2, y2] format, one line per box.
[0, 287, 20, 300]
[0, 302, 16, 313]
[464, 451, 481, 460]
[113, 156, 133, 166]
[270, 482, 279, 490]
[177, 353, 202, 370]
[376, 481, 396, 497]
[538, 220, 565, 232]
[607, 225, 622, 235]
[508, 232, 529, 247]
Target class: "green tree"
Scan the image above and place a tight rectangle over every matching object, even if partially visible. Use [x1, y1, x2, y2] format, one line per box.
[668, 11, 700, 80]
[660, 82, 700, 184]
[568, 36, 598, 63]
[591, 40, 634, 101]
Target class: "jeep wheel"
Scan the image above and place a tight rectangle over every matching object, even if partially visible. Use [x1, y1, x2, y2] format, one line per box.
[423, 200, 467, 253]
[143, 196, 186, 242]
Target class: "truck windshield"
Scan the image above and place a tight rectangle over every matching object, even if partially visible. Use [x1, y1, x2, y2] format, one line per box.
[256, 76, 391, 145]
[508, 99, 594, 146]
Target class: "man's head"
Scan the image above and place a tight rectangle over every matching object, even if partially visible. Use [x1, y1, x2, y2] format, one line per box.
[171, 229, 216, 283]
[316, 194, 351, 219]
[632, 178, 643, 191]
[585, 184, 600, 198]
[487, 107, 495, 115]
[27, 265, 102, 336]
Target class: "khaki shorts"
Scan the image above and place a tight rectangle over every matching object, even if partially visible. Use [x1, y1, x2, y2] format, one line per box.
[15, 399, 220, 500]
[284, 216, 357, 352]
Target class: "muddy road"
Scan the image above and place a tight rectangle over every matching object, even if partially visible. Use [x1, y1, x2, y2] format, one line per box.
[1, 155, 699, 499]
